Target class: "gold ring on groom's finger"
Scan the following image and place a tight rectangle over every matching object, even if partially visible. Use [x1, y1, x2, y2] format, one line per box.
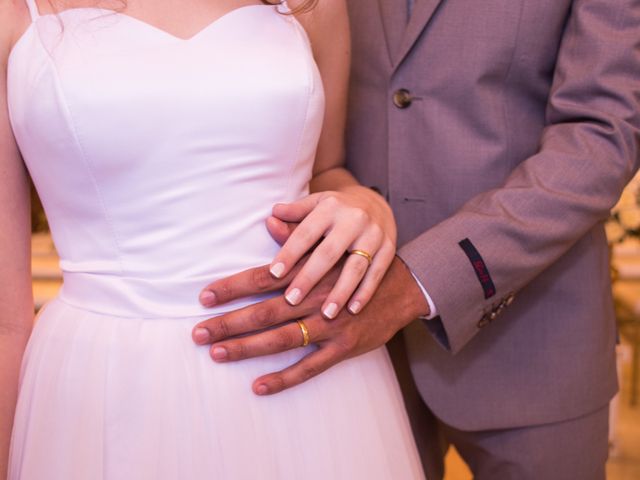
[349, 249, 373, 266]
[297, 320, 310, 347]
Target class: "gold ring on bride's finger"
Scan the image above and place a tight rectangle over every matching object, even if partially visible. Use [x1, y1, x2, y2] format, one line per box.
[349, 249, 373, 266]
[297, 320, 310, 347]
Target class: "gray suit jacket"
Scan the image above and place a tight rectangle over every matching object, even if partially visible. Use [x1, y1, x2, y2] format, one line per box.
[345, 0, 640, 431]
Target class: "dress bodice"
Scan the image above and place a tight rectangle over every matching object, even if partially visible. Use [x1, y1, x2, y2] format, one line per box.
[7, 2, 325, 317]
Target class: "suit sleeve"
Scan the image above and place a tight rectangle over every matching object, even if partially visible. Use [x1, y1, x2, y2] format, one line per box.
[397, 0, 640, 354]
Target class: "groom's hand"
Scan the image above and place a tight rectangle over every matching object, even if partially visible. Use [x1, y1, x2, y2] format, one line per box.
[192, 256, 429, 395]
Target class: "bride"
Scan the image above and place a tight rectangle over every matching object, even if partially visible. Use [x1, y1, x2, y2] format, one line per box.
[0, 0, 425, 478]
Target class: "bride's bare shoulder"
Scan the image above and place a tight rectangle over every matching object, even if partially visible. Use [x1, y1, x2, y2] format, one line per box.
[289, 0, 347, 26]
[289, 0, 349, 56]
[0, 0, 31, 64]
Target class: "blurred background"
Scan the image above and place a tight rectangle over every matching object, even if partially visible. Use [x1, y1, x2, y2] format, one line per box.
[30, 177, 640, 479]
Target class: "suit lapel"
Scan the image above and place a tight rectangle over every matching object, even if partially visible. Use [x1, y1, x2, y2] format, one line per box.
[394, 0, 445, 69]
[376, 0, 409, 65]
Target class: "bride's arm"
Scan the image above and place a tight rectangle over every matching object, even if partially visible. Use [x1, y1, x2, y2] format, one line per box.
[270, 0, 398, 318]
[0, 4, 35, 477]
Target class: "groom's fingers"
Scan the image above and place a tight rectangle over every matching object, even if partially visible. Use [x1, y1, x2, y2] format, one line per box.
[193, 295, 318, 344]
[198, 265, 273, 306]
[195, 258, 341, 348]
[199, 259, 306, 307]
[206, 313, 325, 362]
[251, 344, 345, 395]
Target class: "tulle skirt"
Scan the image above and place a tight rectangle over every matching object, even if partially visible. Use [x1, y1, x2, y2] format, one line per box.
[9, 299, 425, 479]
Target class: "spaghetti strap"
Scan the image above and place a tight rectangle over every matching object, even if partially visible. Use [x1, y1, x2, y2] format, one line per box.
[24, 0, 40, 21]
[278, 0, 291, 14]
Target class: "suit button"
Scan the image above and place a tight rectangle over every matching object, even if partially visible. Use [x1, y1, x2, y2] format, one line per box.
[478, 315, 490, 328]
[393, 89, 413, 109]
[505, 293, 515, 306]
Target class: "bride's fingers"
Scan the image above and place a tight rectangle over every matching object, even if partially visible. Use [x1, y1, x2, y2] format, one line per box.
[269, 208, 330, 279]
[281, 232, 354, 306]
[252, 343, 345, 395]
[347, 241, 395, 315]
[278, 207, 376, 306]
[271, 193, 321, 223]
[207, 314, 326, 363]
[265, 216, 297, 246]
[285, 223, 384, 314]
[319, 246, 377, 319]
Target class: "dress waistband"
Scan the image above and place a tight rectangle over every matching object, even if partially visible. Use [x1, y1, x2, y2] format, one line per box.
[59, 271, 277, 319]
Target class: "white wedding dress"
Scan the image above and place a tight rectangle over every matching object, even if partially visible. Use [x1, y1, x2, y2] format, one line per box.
[7, 1, 425, 478]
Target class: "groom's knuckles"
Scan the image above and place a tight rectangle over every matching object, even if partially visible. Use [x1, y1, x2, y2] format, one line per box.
[282, 347, 340, 391]
[270, 326, 299, 351]
[250, 265, 278, 291]
[298, 361, 323, 383]
[249, 298, 311, 330]
[284, 355, 336, 391]
[209, 265, 275, 304]
[209, 316, 231, 340]
[249, 303, 277, 328]
[224, 341, 247, 360]
[333, 333, 357, 355]
[210, 277, 236, 303]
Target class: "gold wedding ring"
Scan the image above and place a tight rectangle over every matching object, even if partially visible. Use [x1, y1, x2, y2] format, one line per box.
[349, 249, 373, 266]
[297, 320, 310, 347]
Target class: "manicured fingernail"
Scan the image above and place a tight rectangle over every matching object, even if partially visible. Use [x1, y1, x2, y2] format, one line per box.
[270, 262, 285, 278]
[256, 384, 269, 395]
[211, 346, 228, 361]
[193, 327, 210, 344]
[199, 290, 217, 306]
[323, 302, 339, 319]
[348, 301, 362, 315]
[285, 288, 302, 305]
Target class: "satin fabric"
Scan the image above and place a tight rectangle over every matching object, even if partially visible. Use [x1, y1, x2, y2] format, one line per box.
[7, 1, 425, 478]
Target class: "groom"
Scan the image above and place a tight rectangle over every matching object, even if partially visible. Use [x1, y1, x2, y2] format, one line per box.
[194, 0, 640, 478]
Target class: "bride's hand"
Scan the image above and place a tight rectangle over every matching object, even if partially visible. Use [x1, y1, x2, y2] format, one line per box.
[268, 186, 397, 318]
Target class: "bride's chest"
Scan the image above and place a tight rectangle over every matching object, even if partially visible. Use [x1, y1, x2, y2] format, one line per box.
[8, 6, 324, 171]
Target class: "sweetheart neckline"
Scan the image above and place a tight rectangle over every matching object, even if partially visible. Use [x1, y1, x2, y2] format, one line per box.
[8, 4, 277, 65]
